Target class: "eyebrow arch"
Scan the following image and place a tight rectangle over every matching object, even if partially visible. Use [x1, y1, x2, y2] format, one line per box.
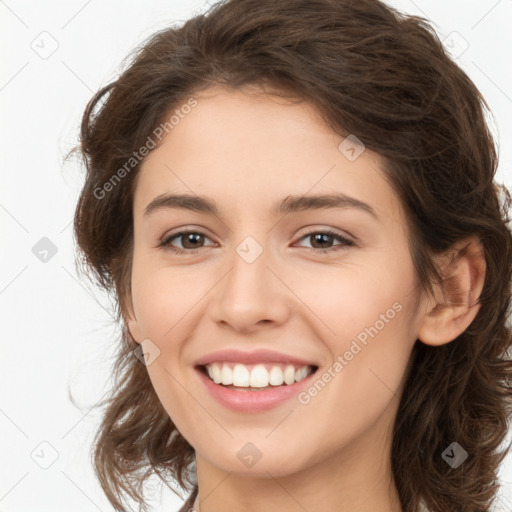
[144, 192, 378, 219]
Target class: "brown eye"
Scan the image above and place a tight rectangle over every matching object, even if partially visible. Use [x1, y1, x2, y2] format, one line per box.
[160, 230, 215, 254]
[296, 230, 355, 254]
[176, 232, 205, 249]
[159, 228, 355, 255]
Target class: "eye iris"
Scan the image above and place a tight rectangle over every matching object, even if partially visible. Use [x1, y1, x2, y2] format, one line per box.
[182, 233, 203, 248]
[311, 233, 332, 249]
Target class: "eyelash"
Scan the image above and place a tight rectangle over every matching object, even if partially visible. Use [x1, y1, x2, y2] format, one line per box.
[159, 228, 355, 255]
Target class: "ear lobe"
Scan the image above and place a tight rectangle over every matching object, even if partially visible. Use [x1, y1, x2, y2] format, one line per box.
[417, 236, 486, 347]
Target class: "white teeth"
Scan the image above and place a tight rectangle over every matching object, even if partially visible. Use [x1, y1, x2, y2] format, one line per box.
[221, 365, 233, 385]
[283, 365, 295, 385]
[232, 364, 250, 386]
[212, 364, 222, 384]
[249, 364, 269, 388]
[268, 366, 284, 386]
[204, 362, 314, 388]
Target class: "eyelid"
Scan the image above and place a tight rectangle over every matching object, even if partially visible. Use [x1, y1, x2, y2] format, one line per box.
[161, 224, 354, 240]
[294, 225, 355, 243]
[159, 225, 215, 242]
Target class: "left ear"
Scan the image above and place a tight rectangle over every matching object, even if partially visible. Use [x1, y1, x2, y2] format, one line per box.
[417, 235, 486, 346]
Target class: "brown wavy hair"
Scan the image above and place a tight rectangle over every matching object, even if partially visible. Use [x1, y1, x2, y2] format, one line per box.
[69, 0, 512, 510]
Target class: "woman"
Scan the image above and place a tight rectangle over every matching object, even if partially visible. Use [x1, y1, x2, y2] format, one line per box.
[71, 0, 512, 510]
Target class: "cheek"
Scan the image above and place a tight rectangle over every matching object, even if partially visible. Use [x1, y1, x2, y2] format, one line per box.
[129, 260, 198, 429]
[297, 253, 418, 391]
[130, 256, 192, 338]
[287, 278, 416, 455]
[334, 277, 416, 401]
[291, 256, 413, 342]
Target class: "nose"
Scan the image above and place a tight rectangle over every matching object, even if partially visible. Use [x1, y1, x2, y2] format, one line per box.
[209, 238, 291, 334]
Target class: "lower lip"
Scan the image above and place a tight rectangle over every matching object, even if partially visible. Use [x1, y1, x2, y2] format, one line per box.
[195, 367, 317, 412]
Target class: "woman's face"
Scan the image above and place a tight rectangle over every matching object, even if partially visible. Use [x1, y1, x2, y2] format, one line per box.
[126, 85, 426, 479]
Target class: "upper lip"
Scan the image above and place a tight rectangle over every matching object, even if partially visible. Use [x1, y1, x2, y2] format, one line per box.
[194, 349, 318, 368]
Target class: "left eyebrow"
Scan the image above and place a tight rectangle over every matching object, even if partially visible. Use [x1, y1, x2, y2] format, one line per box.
[144, 192, 379, 220]
[274, 192, 378, 219]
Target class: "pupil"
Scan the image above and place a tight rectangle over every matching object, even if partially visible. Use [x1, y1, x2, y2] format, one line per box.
[314, 233, 331, 248]
[184, 233, 202, 248]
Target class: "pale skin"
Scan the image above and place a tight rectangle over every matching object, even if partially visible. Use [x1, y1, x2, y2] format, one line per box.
[125, 85, 486, 512]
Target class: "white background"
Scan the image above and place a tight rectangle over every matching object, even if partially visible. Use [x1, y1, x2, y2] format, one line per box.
[1, 0, 511, 511]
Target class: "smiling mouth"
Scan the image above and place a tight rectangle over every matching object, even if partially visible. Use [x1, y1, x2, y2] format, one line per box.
[197, 363, 319, 391]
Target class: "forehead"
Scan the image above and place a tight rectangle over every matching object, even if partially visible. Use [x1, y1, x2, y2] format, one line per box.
[133, 85, 403, 226]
